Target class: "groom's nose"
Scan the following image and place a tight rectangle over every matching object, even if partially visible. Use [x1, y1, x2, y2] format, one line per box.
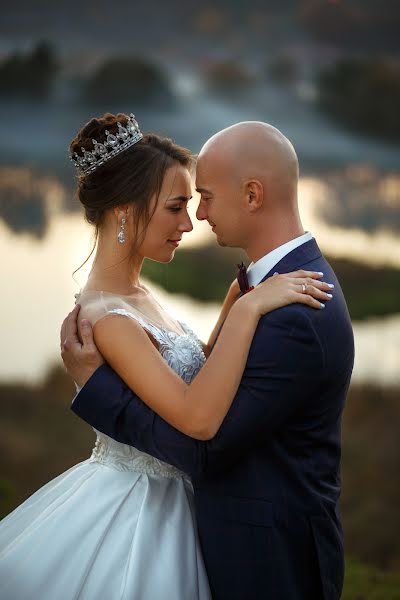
[196, 199, 208, 221]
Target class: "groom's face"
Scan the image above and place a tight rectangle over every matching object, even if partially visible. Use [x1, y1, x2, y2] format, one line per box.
[195, 153, 246, 248]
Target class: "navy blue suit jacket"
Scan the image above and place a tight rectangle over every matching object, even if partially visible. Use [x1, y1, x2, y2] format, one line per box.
[72, 239, 354, 600]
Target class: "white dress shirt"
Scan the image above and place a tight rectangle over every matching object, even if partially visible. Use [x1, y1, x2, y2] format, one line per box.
[246, 232, 314, 288]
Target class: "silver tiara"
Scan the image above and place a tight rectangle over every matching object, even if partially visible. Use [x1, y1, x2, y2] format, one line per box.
[69, 113, 143, 176]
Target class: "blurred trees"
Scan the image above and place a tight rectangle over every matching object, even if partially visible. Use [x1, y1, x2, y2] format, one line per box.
[0, 366, 92, 508]
[193, 7, 226, 34]
[84, 57, 174, 107]
[0, 41, 58, 99]
[142, 245, 400, 321]
[0, 43, 174, 108]
[301, 0, 400, 52]
[341, 384, 400, 570]
[334, 258, 400, 321]
[143, 245, 243, 302]
[267, 54, 300, 87]
[318, 58, 400, 142]
[0, 167, 57, 239]
[203, 60, 256, 96]
[343, 558, 400, 599]
[0, 196, 47, 239]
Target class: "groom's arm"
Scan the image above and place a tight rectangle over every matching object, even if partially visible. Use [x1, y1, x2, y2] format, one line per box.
[71, 307, 324, 478]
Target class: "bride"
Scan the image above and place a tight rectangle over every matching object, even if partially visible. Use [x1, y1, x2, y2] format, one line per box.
[0, 112, 332, 599]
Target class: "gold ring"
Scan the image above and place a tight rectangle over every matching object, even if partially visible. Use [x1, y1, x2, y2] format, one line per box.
[302, 284, 307, 293]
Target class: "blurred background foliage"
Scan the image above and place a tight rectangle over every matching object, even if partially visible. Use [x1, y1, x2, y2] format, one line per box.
[84, 57, 175, 107]
[0, 41, 59, 99]
[0, 36, 399, 142]
[0, 1, 400, 597]
[318, 57, 400, 142]
[142, 245, 400, 320]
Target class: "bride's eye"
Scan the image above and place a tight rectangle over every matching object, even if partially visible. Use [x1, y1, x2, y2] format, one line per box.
[169, 207, 182, 213]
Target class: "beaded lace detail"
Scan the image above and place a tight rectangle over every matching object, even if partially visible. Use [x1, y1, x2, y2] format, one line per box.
[106, 308, 206, 384]
[88, 308, 206, 480]
[88, 432, 190, 482]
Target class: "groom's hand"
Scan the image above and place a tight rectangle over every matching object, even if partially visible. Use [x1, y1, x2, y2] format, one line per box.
[60, 305, 105, 388]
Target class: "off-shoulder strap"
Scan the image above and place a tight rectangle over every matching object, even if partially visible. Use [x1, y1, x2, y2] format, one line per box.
[105, 308, 162, 341]
[77, 290, 169, 344]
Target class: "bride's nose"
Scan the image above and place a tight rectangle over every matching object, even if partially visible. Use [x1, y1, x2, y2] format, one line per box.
[178, 212, 193, 233]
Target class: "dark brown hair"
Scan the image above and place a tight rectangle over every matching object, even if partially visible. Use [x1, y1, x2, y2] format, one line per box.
[70, 112, 193, 277]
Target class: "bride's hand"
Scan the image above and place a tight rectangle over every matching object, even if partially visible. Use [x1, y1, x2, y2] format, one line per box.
[238, 270, 334, 317]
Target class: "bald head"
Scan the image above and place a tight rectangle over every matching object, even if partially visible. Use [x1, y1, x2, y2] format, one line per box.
[198, 121, 299, 204]
[195, 122, 304, 257]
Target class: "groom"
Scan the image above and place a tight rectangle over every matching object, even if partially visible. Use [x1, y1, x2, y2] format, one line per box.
[61, 122, 354, 600]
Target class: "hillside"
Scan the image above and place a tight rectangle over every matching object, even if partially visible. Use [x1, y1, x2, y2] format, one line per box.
[0, 367, 399, 596]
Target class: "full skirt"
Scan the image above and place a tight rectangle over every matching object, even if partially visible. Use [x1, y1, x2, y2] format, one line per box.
[0, 456, 211, 599]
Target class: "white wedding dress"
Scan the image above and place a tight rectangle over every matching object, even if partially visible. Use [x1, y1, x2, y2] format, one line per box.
[0, 290, 212, 600]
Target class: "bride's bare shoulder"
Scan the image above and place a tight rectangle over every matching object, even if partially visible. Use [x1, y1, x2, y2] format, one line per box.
[75, 289, 110, 328]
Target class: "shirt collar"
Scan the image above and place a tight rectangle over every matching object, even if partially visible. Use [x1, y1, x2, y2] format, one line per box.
[247, 232, 314, 287]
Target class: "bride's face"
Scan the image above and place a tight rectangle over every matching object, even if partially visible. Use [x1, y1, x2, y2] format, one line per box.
[137, 162, 193, 263]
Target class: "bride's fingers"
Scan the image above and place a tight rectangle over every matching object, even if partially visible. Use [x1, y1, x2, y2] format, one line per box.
[286, 270, 324, 280]
[292, 278, 334, 293]
[294, 291, 326, 309]
[311, 280, 334, 292]
[296, 284, 333, 301]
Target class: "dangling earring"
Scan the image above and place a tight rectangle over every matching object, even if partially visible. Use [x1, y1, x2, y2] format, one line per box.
[118, 216, 126, 244]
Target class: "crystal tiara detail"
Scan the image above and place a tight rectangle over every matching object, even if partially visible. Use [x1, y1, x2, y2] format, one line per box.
[69, 113, 143, 176]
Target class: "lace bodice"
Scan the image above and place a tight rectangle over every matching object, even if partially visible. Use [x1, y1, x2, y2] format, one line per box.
[107, 308, 206, 385]
[86, 306, 206, 481]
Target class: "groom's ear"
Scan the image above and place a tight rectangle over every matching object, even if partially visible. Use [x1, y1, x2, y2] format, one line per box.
[245, 179, 263, 213]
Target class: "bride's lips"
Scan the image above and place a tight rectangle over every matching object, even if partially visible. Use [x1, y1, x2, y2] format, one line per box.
[168, 239, 181, 247]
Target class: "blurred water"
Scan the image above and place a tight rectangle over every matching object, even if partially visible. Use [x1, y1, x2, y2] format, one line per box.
[2, 163, 400, 262]
[0, 204, 399, 386]
[1, 75, 399, 387]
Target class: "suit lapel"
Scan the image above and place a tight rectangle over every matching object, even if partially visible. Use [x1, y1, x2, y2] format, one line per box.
[214, 239, 323, 342]
[259, 238, 323, 284]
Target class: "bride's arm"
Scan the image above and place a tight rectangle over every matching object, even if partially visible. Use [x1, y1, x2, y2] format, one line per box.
[92, 271, 331, 441]
[202, 279, 241, 357]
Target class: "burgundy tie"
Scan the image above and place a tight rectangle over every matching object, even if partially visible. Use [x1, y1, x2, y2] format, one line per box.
[236, 262, 254, 295]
